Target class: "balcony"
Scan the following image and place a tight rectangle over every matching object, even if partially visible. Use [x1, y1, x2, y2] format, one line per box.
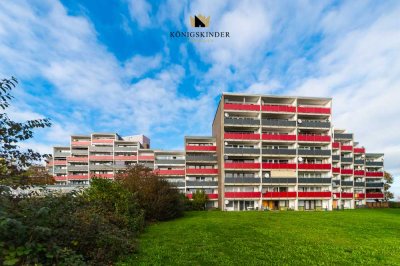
[297, 106, 331, 114]
[71, 149, 88, 155]
[262, 192, 297, 198]
[341, 192, 353, 199]
[334, 133, 353, 140]
[261, 104, 296, 113]
[138, 156, 155, 161]
[185, 155, 217, 162]
[354, 170, 365, 176]
[332, 155, 340, 161]
[298, 178, 332, 184]
[366, 172, 384, 177]
[354, 159, 365, 165]
[298, 121, 331, 128]
[54, 151, 70, 157]
[341, 157, 353, 163]
[186, 145, 217, 152]
[53, 160, 67, 165]
[186, 169, 218, 175]
[225, 177, 261, 183]
[354, 182, 365, 187]
[155, 169, 185, 176]
[90, 173, 114, 179]
[225, 192, 261, 198]
[332, 142, 340, 149]
[224, 163, 260, 169]
[262, 178, 297, 184]
[224, 103, 260, 111]
[262, 163, 296, 170]
[67, 175, 89, 180]
[89, 165, 113, 171]
[114, 146, 137, 152]
[332, 167, 340, 173]
[89, 156, 113, 161]
[224, 117, 260, 126]
[298, 150, 331, 156]
[89, 146, 113, 152]
[186, 181, 218, 187]
[114, 156, 138, 161]
[332, 180, 340, 186]
[224, 133, 260, 140]
[366, 193, 384, 199]
[298, 164, 331, 170]
[225, 147, 260, 155]
[297, 135, 331, 142]
[54, 168, 67, 174]
[92, 139, 114, 144]
[71, 141, 90, 147]
[366, 182, 384, 188]
[187, 193, 218, 200]
[170, 182, 185, 188]
[353, 148, 365, 154]
[54, 176, 67, 181]
[262, 148, 296, 155]
[297, 192, 332, 198]
[341, 169, 354, 175]
[341, 145, 353, 151]
[67, 157, 88, 162]
[262, 134, 296, 141]
[365, 161, 384, 167]
[341, 181, 353, 187]
[155, 159, 186, 165]
[261, 119, 296, 127]
[68, 165, 88, 171]
[355, 193, 365, 199]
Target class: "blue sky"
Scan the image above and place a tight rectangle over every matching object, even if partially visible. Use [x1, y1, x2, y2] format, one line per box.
[0, 0, 399, 197]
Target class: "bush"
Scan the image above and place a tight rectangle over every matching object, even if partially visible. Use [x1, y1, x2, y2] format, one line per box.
[116, 165, 184, 221]
[0, 179, 145, 265]
[191, 190, 209, 211]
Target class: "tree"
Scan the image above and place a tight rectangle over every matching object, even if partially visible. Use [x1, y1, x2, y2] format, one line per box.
[191, 189, 209, 210]
[0, 77, 51, 186]
[383, 171, 394, 200]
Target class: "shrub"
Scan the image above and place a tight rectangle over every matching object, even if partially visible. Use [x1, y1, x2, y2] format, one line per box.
[191, 190, 209, 211]
[116, 165, 184, 221]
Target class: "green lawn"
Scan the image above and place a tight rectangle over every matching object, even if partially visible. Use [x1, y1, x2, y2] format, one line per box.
[119, 209, 400, 265]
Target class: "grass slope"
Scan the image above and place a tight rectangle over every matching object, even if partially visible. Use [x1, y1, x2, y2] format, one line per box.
[120, 209, 400, 265]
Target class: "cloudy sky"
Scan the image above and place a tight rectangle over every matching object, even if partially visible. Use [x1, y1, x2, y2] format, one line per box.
[0, 0, 399, 197]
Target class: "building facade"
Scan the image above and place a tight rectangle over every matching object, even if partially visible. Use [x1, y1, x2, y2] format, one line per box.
[47, 93, 385, 211]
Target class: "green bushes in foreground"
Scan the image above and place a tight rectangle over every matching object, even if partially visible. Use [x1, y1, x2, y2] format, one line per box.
[0, 165, 185, 265]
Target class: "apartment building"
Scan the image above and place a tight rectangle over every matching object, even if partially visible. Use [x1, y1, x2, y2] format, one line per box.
[47, 93, 385, 211]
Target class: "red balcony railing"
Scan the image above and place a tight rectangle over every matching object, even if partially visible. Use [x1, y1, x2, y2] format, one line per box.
[186, 169, 218, 175]
[92, 139, 114, 144]
[332, 167, 340, 173]
[114, 156, 138, 161]
[341, 145, 353, 151]
[298, 164, 331, 170]
[332, 142, 340, 149]
[71, 141, 90, 146]
[224, 163, 260, 169]
[54, 176, 67, 181]
[89, 156, 113, 161]
[262, 192, 297, 198]
[262, 134, 296, 141]
[341, 169, 354, 175]
[297, 135, 331, 142]
[297, 106, 331, 114]
[155, 169, 185, 176]
[261, 104, 296, 113]
[187, 193, 219, 199]
[366, 193, 384, 199]
[67, 175, 89, 180]
[67, 157, 88, 162]
[353, 148, 365, 153]
[333, 192, 340, 198]
[225, 192, 261, 198]
[341, 192, 354, 199]
[366, 172, 384, 177]
[224, 103, 260, 111]
[224, 133, 260, 140]
[355, 193, 365, 199]
[186, 145, 217, 151]
[354, 170, 365, 176]
[53, 160, 67, 165]
[262, 163, 296, 169]
[90, 173, 114, 179]
[138, 156, 155, 161]
[298, 192, 332, 198]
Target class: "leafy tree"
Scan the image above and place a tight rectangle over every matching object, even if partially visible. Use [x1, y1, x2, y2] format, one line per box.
[191, 189, 209, 210]
[383, 171, 394, 200]
[0, 77, 51, 185]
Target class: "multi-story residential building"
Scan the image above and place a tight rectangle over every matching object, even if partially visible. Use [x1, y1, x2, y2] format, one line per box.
[47, 93, 385, 211]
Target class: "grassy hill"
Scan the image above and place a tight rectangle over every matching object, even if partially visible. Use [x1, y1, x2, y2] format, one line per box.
[119, 209, 400, 265]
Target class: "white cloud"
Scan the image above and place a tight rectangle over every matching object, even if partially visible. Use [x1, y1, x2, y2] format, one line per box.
[123, 54, 162, 78]
[127, 0, 152, 28]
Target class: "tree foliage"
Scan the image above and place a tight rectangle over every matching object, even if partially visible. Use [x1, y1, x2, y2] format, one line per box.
[383, 171, 394, 200]
[191, 190, 209, 210]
